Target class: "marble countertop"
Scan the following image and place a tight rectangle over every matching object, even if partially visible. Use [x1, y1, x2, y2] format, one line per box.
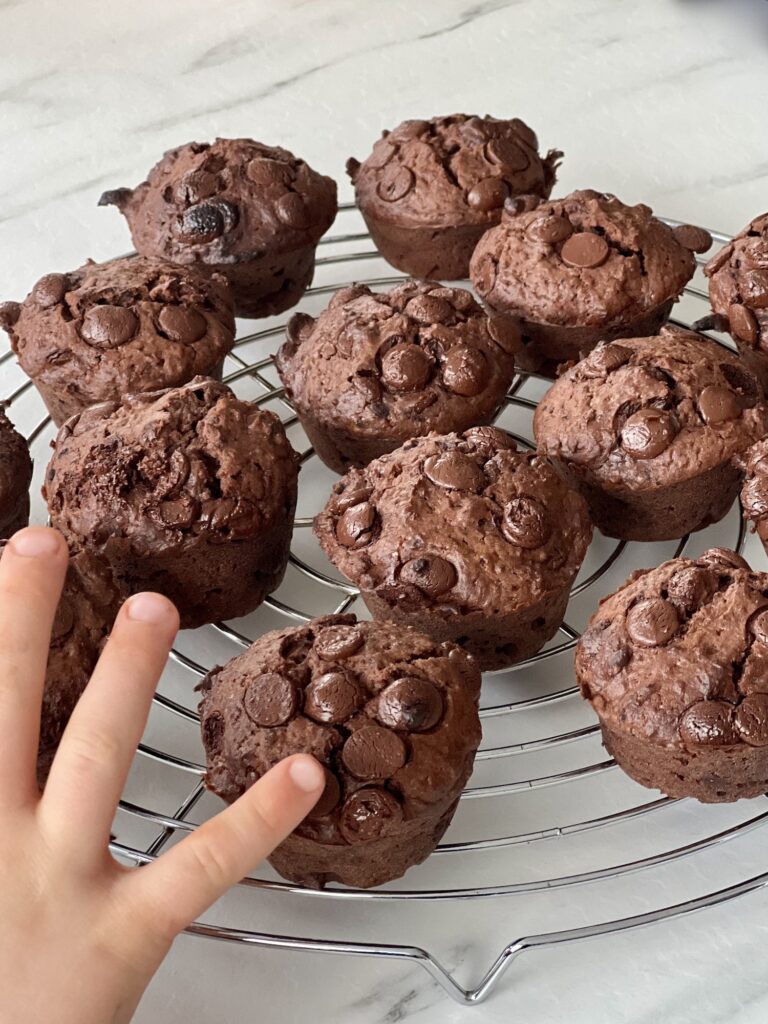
[3, 1, 768, 1021]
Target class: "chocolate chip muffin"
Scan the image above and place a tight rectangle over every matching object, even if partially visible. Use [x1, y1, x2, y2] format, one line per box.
[576, 548, 768, 802]
[276, 280, 516, 473]
[38, 550, 120, 785]
[702, 212, 768, 392]
[0, 256, 236, 428]
[44, 378, 299, 629]
[470, 189, 710, 376]
[347, 114, 560, 281]
[99, 138, 337, 318]
[0, 409, 32, 537]
[199, 613, 481, 888]
[534, 328, 767, 542]
[314, 427, 592, 671]
[739, 438, 768, 555]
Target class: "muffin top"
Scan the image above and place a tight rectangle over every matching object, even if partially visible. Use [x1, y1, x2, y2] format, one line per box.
[44, 377, 299, 554]
[739, 438, 768, 530]
[347, 114, 560, 228]
[575, 548, 768, 750]
[0, 256, 236, 403]
[0, 409, 32, 532]
[99, 138, 338, 263]
[276, 280, 516, 442]
[534, 328, 767, 492]
[705, 211, 768, 349]
[314, 427, 592, 616]
[470, 190, 708, 327]
[199, 614, 481, 843]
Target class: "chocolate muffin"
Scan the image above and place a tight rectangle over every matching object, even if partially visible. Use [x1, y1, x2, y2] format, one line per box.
[44, 378, 299, 629]
[38, 550, 120, 785]
[199, 613, 481, 888]
[314, 427, 592, 671]
[739, 438, 768, 555]
[99, 138, 337, 318]
[0, 408, 32, 537]
[276, 280, 516, 473]
[702, 212, 768, 392]
[534, 328, 767, 542]
[0, 256, 236, 428]
[470, 189, 710, 376]
[575, 548, 768, 802]
[347, 114, 560, 281]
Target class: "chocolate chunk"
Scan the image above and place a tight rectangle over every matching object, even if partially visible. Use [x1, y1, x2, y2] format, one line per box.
[666, 567, 717, 613]
[338, 787, 404, 844]
[158, 495, 199, 528]
[729, 303, 759, 345]
[377, 677, 443, 732]
[620, 407, 678, 460]
[306, 769, 341, 818]
[80, 306, 139, 349]
[510, 118, 538, 149]
[581, 343, 632, 377]
[315, 624, 365, 660]
[243, 672, 298, 727]
[501, 496, 551, 548]
[400, 555, 457, 598]
[672, 224, 712, 253]
[376, 165, 414, 202]
[698, 385, 741, 425]
[157, 305, 207, 343]
[404, 293, 453, 325]
[424, 451, 484, 492]
[380, 343, 432, 392]
[304, 671, 365, 724]
[560, 232, 610, 269]
[467, 177, 509, 212]
[679, 700, 737, 746]
[527, 215, 573, 244]
[175, 170, 220, 204]
[32, 273, 68, 308]
[485, 136, 529, 171]
[698, 548, 750, 572]
[734, 693, 768, 746]
[335, 501, 376, 548]
[275, 192, 310, 228]
[341, 725, 407, 779]
[441, 345, 489, 396]
[626, 598, 679, 647]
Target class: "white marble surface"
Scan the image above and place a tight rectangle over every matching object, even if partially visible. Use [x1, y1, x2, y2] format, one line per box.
[4, 1, 768, 1022]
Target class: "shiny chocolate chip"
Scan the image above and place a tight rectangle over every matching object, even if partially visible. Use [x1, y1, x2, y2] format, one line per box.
[467, 177, 509, 212]
[315, 624, 365, 661]
[424, 451, 485, 492]
[698, 548, 750, 572]
[582, 343, 631, 377]
[666, 567, 717, 613]
[246, 158, 291, 186]
[619, 408, 678, 460]
[80, 306, 139, 349]
[275, 192, 310, 228]
[376, 165, 415, 202]
[158, 305, 207, 343]
[304, 671, 365, 724]
[672, 224, 712, 253]
[32, 273, 68, 308]
[729, 303, 759, 345]
[179, 200, 237, 243]
[380, 343, 432, 392]
[377, 677, 443, 732]
[560, 232, 610, 269]
[338, 787, 403, 843]
[501, 496, 551, 548]
[679, 700, 738, 746]
[243, 672, 298, 727]
[341, 725, 407, 780]
[485, 136, 529, 171]
[335, 501, 377, 548]
[527, 215, 573, 244]
[400, 556, 457, 599]
[625, 598, 679, 647]
[441, 345, 489, 396]
[734, 693, 768, 746]
[698, 385, 741, 425]
[404, 293, 453, 325]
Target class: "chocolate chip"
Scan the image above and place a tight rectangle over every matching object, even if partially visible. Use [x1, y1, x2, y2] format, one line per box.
[175, 169, 220, 204]
[157, 305, 207, 343]
[743, 475, 768, 520]
[334, 485, 373, 513]
[179, 200, 237, 243]
[304, 671, 365, 724]
[376, 165, 414, 202]
[159, 495, 199, 528]
[698, 385, 742, 425]
[335, 501, 376, 548]
[243, 672, 298, 727]
[666, 567, 717, 613]
[275, 192, 310, 228]
[679, 700, 738, 746]
[719, 362, 759, 408]
[0, 301, 21, 330]
[467, 177, 509, 212]
[441, 345, 489, 396]
[246, 158, 291, 185]
[404, 293, 453, 325]
[338, 787, 403, 843]
[465, 425, 517, 454]
[315, 624, 365, 661]
[503, 194, 541, 216]
[380, 343, 433, 392]
[473, 255, 497, 295]
[80, 306, 139, 349]
[377, 677, 443, 732]
[620, 408, 678, 460]
[750, 609, 768, 645]
[341, 725, 407, 780]
[734, 694, 768, 746]
[424, 451, 485, 492]
[582, 343, 632, 377]
[729, 303, 759, 345]
[51, 598, 75, 643]
[306, 769, 341, 818]
[400, 556, 457, 598]
[32, 273, 68, 308]
[698, 548, 750, 572]
[560, 232, 610, 269]
[501, 496, 551, 548]
[487, 315, 521, 354]
[527, 215, 573, 244]
[626, 598, 679, 647]
[485, 137, 529, 171]
[672, 224, 712, 253]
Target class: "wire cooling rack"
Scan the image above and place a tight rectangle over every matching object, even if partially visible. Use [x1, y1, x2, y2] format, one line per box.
[4, 204, 768, 1007]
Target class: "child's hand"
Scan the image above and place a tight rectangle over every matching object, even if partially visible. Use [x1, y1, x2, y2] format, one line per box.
[0, 527, 325, 1024]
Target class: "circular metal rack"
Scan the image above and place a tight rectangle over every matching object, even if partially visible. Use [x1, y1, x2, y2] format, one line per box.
[5, 205, 768, 1007]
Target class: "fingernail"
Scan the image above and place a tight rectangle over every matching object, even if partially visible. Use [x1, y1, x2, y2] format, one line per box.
[125, 592, 175, 624]
[9, 527, 63, 558]
[288, 756, 325, 793]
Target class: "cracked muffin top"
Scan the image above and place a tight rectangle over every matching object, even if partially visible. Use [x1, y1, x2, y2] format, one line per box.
[534, 328, 767, 490]
[347, 114, 561, 228]
[99, 138, 337, 264]
[575, 548, 768, 749]
[705, 210, 768, 351]
[0, 255, 235, 410]
[199, 614, 481, 842]
[470, 189, 709, 326]
[276, 280, 516, 442]
[314, 427, 592, 616]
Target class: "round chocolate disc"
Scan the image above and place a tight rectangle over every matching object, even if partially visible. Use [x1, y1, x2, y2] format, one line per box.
[619, 407, 678, 459]
[734, 693, 768, 746]
[560, 232, 610, 269]
[698, 385, 741, 425]
[304, 671, 365, 724]
[666, 567, 717, 613]
[307, 769, 342, 818]
[583, 343, 631, 377]
[33, 273, 68, 308]
[243, 672, 298, 727]
[315, 624, 365, 661]
[672, 224, 712, 253]
[157, 305, 207, 343]
[376, 165, 415, 203]
[423, 451, 485, 492]
[625, 598, 679, 647]
[338, 787, 404, 844]
[246, 158, 291, 186]
[441, 346, 489, 396]
[335, 501, 376, 548]
[380, 343, 432, 392]
[467, 177, 509, 212]
[698, 548, 750, 572]
[404, 294, 453, 325]
[80, 305, 139, 349]
[527, 215, 573, 245]
[679, 700, 738, 746]
[341, 725, 407, 780]
[275, 192, 310, 229]
[729, 303, 759, 345]
[501, 496, 551, 548]
[377, 677, 444, 732]
[400, 555, 457, 599]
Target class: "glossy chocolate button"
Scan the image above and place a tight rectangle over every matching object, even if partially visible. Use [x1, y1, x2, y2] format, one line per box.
[582, 343, 631, 377]
[679, 700, 737, 746]
[625, 598, 679, 647]
[335, 502, 376, 548]
[246, 158, 291, 185]
[275, 192, 310, 228]
[338, 787, 403, 843]
[304, 671, 365, 724]
[33, 273, 68, 308]
[441, 346, 489, 396]
[729, 303, 759, 345]
[560, 232, 610, 269]
[315, 624, 365, 661]
[467, 177, 509, 212]
[672, 224, 712, 253]
[666, 567, 717, 613]
[380, 343, 432, 392]
[501, 496, 551, 548]
[527, 215, 573, 244]
[158, 305, 207, 343]
[400, 556, 457, 598]
[424, 451, 484, 492]
[698, 548, 749, 572]
[698, 385, 741, 425]
[376, 165, 415, 202]
[485, 136, 529, 171]
[342, 725, 407, 780]
[377, 677, 443, 732]
[80, 306, 139, 349]
[620, 408, 678, 459]
[734, 693, 768, 746]
[404, 293, 453, 325]
[243, 672, 298, 727]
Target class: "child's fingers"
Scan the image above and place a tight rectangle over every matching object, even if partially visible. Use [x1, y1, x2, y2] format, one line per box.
[123, 755, 325, 941]
[0, 528, 68, 808]
[39, 592, 179, 860]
